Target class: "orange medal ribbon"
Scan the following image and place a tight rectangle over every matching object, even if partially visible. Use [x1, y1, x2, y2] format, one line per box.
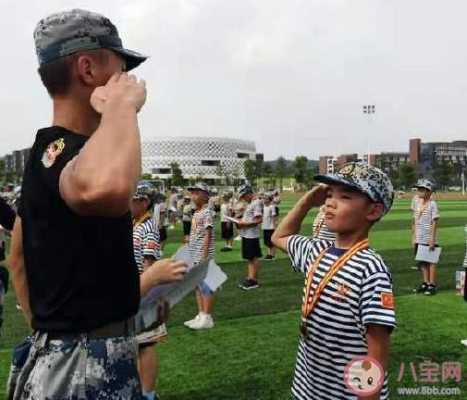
[300, 239, 369, 337]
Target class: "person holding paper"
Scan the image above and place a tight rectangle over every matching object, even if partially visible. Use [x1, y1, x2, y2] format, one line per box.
[220, 193, 234, 251]
[184, 182, 217, 330]
[131, 181, 165, 400]
[237, 184, 264, 290]
[412, 179, 440, 295]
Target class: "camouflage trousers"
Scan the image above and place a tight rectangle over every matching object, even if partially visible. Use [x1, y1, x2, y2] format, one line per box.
[7, 332, 143, 400]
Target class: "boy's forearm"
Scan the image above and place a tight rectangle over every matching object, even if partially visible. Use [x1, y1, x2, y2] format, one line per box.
[363, 325, 390, 400]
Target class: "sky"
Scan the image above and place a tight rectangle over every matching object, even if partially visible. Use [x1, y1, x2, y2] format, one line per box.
[1, 0, 467, 160]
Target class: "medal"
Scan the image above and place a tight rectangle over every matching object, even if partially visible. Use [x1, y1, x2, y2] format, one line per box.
[300, 239, 369, 337]
[300, 321, 307, 337]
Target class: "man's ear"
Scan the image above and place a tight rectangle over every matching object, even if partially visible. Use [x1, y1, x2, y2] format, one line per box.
[75, 54, 96, 86]
[367, 202, 384, 222]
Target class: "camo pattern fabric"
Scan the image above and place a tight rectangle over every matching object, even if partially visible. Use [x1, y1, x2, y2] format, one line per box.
[7, 332, 142, 400]
[34, 9, 118, 63]
[315, 161, 394, 215]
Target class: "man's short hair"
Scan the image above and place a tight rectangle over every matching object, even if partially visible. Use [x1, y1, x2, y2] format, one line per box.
[38, 50, 109, 97]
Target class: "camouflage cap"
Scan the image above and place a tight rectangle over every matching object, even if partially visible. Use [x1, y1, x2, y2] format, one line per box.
[314, 161, 394, 215]
[414, 178, 434, 192]
[238, 184, 253, 197]
[133, 181, 154, 200]
[34, 9, 147, 70]
[187, 182, 210, 195]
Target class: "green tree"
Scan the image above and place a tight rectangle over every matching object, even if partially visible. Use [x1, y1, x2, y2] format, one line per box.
[141, 173, 152, 181]
[244, 159, 257, 186]
[293, 156, 313, 189]
[275, 157, 288, 192]
[263, 163, 274, 189]
[433, 160, 455, 191]
[170, 162, 185, 187]
[398, 163, 417, 190]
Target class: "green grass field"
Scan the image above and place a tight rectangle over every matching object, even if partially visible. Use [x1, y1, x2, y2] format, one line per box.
[2, 196, 467, 399]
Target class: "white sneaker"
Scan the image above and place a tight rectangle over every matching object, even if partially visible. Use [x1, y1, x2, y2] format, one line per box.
[190, 314, 214, 330]
[169, 225, 175, 230]
[234, 235, 241, 241]
[184, 313, 201, 328]
[461, 339, 467, 347]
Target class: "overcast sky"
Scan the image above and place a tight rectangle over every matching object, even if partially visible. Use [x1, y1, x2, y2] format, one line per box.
[1, 0, 466, 160]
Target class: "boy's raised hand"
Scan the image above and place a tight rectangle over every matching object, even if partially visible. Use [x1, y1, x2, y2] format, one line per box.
[306, 184, 328, 208]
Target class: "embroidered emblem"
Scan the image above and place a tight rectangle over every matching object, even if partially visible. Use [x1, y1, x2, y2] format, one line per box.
[41, 138, 65, 168]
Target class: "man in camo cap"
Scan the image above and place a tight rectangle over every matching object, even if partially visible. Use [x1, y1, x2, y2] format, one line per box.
[8, 9, 185, 400]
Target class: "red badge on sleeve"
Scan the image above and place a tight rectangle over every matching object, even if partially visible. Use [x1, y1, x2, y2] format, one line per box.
[381, 292, 395, 309]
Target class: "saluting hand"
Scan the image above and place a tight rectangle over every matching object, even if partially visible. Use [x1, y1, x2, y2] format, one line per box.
[90, 72, 147, 114]
[305, 184, 328, 208]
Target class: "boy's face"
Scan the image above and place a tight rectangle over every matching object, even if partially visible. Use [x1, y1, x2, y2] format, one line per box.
[130, 197, 149, 218]
[417, 188, 431, 199]
[191, 190, 208, 206]
[323, 184, 384, 234]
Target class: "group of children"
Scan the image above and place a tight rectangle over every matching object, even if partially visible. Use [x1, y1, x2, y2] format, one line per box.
[128, 164, 443, 400]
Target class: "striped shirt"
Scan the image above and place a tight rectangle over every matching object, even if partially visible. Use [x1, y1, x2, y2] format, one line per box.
[189, 206, 215, 265]
[312, 211, 336, 241]
[411, 196, 440, 245]
[287, 235, 396, 400]
[133, 217, 161, 275]
[239, 199, 263, 239]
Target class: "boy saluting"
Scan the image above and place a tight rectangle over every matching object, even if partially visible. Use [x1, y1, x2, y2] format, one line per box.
[272, 162, 396, 400]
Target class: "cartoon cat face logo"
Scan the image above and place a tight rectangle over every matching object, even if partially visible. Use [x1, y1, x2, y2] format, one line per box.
[344, 356, 384, 396]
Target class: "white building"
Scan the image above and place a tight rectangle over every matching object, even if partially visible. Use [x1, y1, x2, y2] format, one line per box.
[141, 137, 259, 180]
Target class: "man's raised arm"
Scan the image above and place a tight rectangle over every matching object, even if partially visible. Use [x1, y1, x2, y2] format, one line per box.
[60, 73, 146, 217]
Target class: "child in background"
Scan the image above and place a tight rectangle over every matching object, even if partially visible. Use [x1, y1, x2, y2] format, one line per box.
[412, 179, 440, 295]
[130, 182, 162, 400]
[220, 194, 234, 251]
[237, 185, 263, 290]
[272, 162, 396, 400]
[182, 195, 194, 243]
[153, 194, 168, 255]
[312, 204, 337, 241]
[184, 182, 217, 330]
[262, 194, 277, 260]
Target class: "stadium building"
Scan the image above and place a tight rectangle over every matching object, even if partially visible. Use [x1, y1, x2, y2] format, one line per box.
[141, 137, 262, 181]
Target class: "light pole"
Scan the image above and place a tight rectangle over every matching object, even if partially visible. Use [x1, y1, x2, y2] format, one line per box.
[363, 105, 375, 165]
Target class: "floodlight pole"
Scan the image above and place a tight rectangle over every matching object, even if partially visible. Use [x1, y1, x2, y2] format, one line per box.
[362, 105, 375, 165]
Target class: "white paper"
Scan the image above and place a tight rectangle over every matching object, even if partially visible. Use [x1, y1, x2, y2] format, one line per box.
[415, 245, 442, 264]
[204, 260, 228, 292]
[136, 246, 208, 332]
[224, 216, 240, 224]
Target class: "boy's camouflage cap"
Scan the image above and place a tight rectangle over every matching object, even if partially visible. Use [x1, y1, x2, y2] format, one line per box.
[34, 9, 147, 70]
[187, 182, 210, 195]
[413, 178, 434, 192]
[133, 181, 154, 200]
[314, 161, 394, 215]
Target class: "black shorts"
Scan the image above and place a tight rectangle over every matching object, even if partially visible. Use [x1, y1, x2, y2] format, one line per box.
[263, 229, 275, 248]
[183, 221, 192, 236]
[221, 221, 234, 240]
[241, 237, 262, 260]
[159, 227, 167, 242]
[275, 206, 279, 217]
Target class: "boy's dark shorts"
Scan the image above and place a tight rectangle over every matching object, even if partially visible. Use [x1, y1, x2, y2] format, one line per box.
[183, 221, 192, 236]
[241, 237, 262, 260]
[221, 221, 234, 240]
[159, 227, 167, 242]
[263, 229, 275, 248]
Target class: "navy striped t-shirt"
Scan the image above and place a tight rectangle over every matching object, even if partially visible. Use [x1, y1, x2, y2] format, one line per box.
[287, 235, 396, 400]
